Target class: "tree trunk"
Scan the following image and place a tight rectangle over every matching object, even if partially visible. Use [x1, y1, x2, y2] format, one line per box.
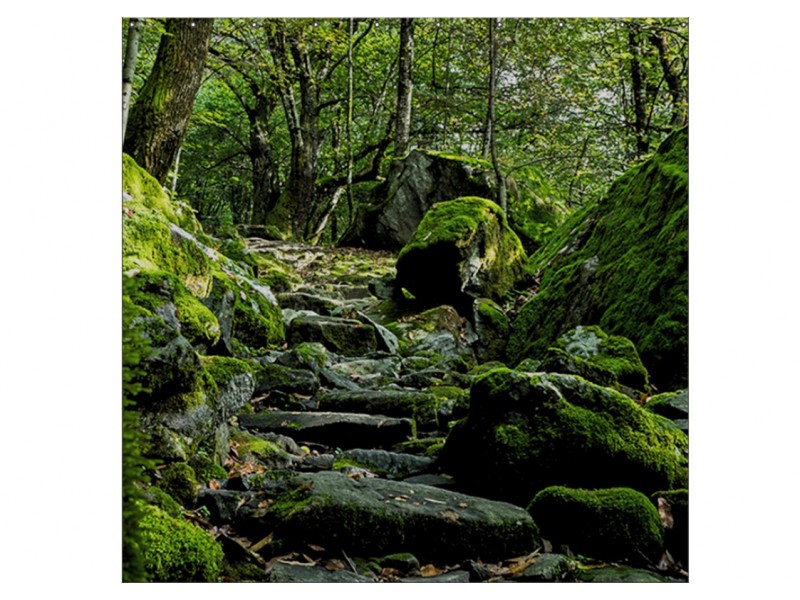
[649, 31, 687, 127]
[394, 18, 415, 157]
[248, 95, 281, 226]
[123, 18, 214, 183]
[487, 19, 507, 213]
[628, 23, 649, 157]
[122, 18, 143, 145]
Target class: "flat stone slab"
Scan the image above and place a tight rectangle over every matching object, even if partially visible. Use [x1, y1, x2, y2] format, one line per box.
[287, 314, 377, 356]
[316, 389, 444, 429]
[337, 448, 434, 479]
[238, 411, 413, 449]
[261, 471, 540, 563]
[267, 562, 373, 583]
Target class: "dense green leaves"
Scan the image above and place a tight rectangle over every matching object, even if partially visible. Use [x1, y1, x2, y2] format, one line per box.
[124, 17, 688, 240]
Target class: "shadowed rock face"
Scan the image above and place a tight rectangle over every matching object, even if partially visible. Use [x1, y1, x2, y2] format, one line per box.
[340, 150, 494, 251]
[395, 197, 527, 314]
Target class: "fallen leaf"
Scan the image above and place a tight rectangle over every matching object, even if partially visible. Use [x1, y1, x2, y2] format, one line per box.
[208, 479, 220, 490]
[307, 543, 326, 552]
[457, 502, 468, 508]
[441, 509, 460, 522]
[325, 559, 345, 571]
[420, 564, 442, 577]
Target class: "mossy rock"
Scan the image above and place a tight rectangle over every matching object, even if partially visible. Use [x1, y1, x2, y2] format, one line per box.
[646, 389, 689, 433]
[339, 149, 495, 251]
[396, 197, 527, 312]
[200, 356, 256, 420]
[202, 271, 285, 355]
[189, 454, 228, 485]
[125, 302, 217, 416]
[286, 315, 377, 357]
[529, 486, 664, 565]
[540, 325, 650, 395]
[438, 369, 688, 504]
[138, 504, 224, 582]
[471, 298, 510, 363]
[125, 270, 221, 350]
[508, 128, 688, 390]
[156, 462, 198, 508]
[123, 154, 201, 235]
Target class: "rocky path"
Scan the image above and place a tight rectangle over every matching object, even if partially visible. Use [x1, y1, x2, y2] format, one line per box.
[191, 239, 681, 583]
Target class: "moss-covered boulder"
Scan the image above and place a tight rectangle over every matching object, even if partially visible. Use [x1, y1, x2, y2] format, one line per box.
[244, 471, 540, 563]
[396, 197, 527, 312]
[539, 325, 650, 396]
[340, 150, 495, 251]
[137, 504, 224, 582]
[125, 270, 221, 351]
[123, 154, 285, 358]
[438, 369, 688, 504]
[528, 486, 664, 565]
[507, 128, 688, 390]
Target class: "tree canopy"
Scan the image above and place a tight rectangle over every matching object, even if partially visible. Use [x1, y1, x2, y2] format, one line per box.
[123, 17, 688, 241]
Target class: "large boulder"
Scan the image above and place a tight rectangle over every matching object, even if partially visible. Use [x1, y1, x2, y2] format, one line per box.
[224, 471, 540, 563]
[438, 368, 688, 505]
[528, 486, 665, 565]
[507, 127, 688, 390]
[340, 150, 494, 251]
[395, 197, 527, 313]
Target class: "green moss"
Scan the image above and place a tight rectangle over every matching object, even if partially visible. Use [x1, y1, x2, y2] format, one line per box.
[138, 504, 224, 582]
[528, 486, 664, 565]
[396, 197, 527, 308]
[508, 128, 688, 390]
[230, 428, 292, 464]
[439, 369, 688, 504]
[200, 355, 255, 387]
[189, 454, 228, 484]
[147, 486, 183, 518]
[156, 462, 198, 508]
[126, 270, 221, 349]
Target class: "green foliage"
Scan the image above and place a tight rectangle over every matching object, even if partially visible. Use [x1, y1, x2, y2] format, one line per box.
[138, 504, 224, 582]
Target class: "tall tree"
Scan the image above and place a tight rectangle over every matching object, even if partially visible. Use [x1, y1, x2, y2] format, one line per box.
[486, 18, 507, 213]
[394, 18, 415, 157]
[122, 18, 144, 145]
[124, 18, 214, 183]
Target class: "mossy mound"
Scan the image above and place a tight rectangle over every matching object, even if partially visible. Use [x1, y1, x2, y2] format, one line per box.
[396, 197, 527, 312]
[137, 504, 224, 582]
[528, 486, 664, 565]
[539, 325, 650, 396]
[438, 368, 688, 504]
[507, 128, 688, 390]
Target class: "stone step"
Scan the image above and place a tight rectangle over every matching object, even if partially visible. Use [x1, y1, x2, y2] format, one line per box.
[227, 471, 540, 564]
[238, 411, 413, 449]
[316, 389, 462, 431]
